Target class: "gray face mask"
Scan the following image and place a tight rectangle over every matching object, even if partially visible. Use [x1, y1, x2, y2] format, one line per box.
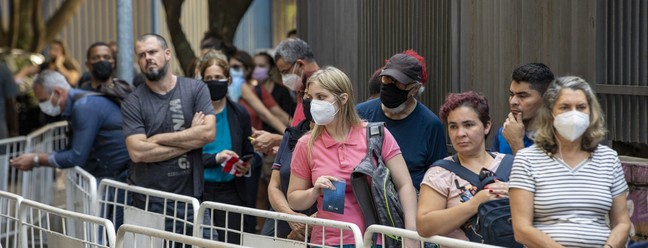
[38, 93, 62, 116]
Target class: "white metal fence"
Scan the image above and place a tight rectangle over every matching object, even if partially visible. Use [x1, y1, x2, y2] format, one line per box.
[0, 191, 23, 248]
[363, 225, 503, 248]
[116, 224, 246, 248]
[0, 137, 27, 200]
[97, 179, 201, 242]
[65, 166, 99, 240]
[0, 121, 68, 206]
[195, 201, 364, 248]
[65, 166, 98, 216]
[24, 121, 68, 206]
[18, 198, 115, 248]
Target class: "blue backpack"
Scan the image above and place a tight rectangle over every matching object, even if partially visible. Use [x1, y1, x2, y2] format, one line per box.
[432, 153, 522, 248]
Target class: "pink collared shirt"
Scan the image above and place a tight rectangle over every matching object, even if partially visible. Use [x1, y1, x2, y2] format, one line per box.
[291, 122, 401, 246]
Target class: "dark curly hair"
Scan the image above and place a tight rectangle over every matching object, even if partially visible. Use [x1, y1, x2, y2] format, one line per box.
[439, 91, 491, 128]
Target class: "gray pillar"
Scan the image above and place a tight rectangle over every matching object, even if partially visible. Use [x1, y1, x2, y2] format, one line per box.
[117, 0, 134, 85]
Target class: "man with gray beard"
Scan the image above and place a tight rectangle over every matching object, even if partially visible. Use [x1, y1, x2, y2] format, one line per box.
[356, 50, 447, 191]
[121, 34, 215, 239]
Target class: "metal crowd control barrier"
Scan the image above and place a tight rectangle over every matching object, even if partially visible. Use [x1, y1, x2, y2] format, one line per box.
[65, 166, 98, 216]
[0, 137, 27, 198]
[24, 121, 68, 206]
[65, 166, 98, 239]
[195, 201, 364, 247]
[363, 225, 503, 248]
[116, 224, 246, 248]
[0, 136, 27, 198]
[18, 198, 115, 248]
[97, 179, 200, 245]
[0, 191, 23, 248]
[0, 121, 68, 206]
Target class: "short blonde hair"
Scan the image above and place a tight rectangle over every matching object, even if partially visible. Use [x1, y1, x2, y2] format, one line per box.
[534, 76, 606, 154]
[306, 66, 363, 153]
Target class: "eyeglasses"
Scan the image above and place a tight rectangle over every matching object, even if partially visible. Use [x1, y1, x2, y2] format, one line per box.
[280, 62, 299, 75]
[380, 76, 410, 90]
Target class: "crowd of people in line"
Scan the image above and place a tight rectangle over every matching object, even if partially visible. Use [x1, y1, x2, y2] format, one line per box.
[2, 31, 633, 248]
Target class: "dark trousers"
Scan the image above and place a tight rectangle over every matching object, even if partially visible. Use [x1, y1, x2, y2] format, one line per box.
[203, 180, 248, 244]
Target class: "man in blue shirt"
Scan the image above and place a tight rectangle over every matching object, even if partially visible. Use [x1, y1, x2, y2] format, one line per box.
[9, 70, 129, 180]
[357, 51, 447, 191]
[492, 63, 555, 155]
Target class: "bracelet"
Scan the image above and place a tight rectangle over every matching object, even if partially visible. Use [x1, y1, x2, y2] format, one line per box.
[604, 244, 614, 248]
[32, 155, 40, 167]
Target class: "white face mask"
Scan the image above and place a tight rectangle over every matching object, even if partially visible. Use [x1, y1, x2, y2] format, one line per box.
[281, 63, 302, 91]
[310, 99, 338, 125]
[38, 93, 62, 117]
[553, 110, 590, 141]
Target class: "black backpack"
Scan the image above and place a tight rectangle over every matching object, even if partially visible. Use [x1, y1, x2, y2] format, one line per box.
[432, 153, 523, 248]
[351, 122, 404, 247]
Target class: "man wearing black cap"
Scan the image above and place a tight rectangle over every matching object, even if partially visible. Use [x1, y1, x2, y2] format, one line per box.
[357, 50, 447, 191]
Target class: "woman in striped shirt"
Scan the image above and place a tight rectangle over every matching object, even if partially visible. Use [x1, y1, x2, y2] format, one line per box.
[509, 76, 631, 248]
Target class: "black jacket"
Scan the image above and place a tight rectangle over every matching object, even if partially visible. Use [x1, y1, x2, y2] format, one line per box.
[201, 99, 255, 204]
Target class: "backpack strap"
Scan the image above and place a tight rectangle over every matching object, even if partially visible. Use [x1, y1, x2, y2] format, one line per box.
[431, 159, 481, 187]
[366, 122, 384, 153]
[71, 91, 102, 104]
[494, 154, 514, 182]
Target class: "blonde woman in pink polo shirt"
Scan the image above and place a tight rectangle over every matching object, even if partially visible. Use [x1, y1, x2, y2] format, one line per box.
[287, 66, 418, 247]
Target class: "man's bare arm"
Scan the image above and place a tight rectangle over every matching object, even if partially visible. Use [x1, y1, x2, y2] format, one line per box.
[125, 134, 191, 163]
[149, 113, 216, 150]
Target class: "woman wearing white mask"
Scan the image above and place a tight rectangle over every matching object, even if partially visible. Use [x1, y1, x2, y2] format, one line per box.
[287, 66, 418, 247]
[509, 76, 630, 248]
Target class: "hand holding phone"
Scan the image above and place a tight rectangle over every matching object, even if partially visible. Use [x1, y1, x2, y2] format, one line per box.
[222, 154, 253, 177]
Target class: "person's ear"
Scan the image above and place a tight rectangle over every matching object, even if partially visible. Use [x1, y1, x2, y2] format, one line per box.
[52, 87, 65, 103]
[164, 48, 172, 60]
[485, 120, 492, 136]
[339, 93, 349, 105]
[408, 83, 422, 98]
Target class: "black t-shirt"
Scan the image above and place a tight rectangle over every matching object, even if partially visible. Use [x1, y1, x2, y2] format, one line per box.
[121, 77, 215, 198]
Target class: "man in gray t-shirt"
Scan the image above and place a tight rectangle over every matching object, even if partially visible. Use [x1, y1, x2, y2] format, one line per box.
[122, 34, 216, 200]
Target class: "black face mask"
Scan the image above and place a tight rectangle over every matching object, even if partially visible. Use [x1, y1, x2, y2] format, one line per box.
[380, 83, 410, 108]
[204, 80, 229, 101]
[302, 98, 314, 123]
[91, 61, 114, 81]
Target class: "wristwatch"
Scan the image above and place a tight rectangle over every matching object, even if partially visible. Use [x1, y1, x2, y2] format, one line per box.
[32, 155, 40, 167]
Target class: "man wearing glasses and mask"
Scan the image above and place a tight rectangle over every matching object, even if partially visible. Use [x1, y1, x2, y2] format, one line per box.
[356, 50, 447, 191]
